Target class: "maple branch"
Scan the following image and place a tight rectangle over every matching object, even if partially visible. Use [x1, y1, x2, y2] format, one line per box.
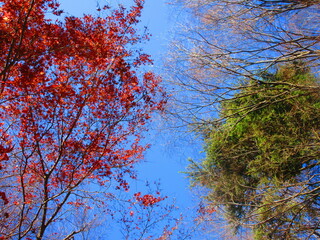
[0, 0, 36, 94]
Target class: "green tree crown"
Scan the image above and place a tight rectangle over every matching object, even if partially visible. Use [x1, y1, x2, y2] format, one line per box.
[188, 63, 320, 239]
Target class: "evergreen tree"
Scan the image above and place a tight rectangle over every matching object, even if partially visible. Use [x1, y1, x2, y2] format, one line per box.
[188, 63, 320, 239]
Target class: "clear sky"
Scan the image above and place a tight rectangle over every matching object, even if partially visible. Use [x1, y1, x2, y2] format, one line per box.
[57, 0, 209, 239]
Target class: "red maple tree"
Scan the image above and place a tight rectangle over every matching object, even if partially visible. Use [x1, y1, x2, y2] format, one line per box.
[0, 0, 167, 239]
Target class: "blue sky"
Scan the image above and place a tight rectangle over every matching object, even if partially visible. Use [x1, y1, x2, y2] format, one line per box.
[57, 0, 208, 238]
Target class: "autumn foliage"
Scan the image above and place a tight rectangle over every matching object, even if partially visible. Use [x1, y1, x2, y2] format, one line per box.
[0, 0, 166, 239]
[134, 192, 166, 207]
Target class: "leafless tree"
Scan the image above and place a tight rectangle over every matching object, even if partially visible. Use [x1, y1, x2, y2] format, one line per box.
[167, 0, 320, 130]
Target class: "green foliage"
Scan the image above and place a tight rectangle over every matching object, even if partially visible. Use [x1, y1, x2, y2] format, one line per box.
[188, 63, 320, 239]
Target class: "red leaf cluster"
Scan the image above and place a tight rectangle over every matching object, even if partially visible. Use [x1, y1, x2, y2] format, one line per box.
[0, 0, 166, 238]
[134, 192, 166, 207]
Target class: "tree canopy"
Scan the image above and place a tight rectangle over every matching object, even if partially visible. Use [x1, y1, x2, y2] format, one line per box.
[188, 63, 320, 239]
[168, 0, 320, 130]
[0, 0, 174, 239]
[165, 0, 320, 238]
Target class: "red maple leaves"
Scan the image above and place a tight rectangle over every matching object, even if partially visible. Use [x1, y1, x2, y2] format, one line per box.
[134, 192, 166, 207]
[0, 0, 167, 238]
